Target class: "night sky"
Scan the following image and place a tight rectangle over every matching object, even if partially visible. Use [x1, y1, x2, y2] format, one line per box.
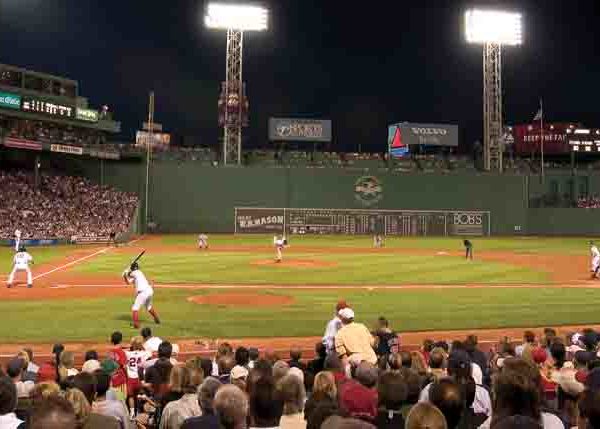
[0, 0, 599, 152]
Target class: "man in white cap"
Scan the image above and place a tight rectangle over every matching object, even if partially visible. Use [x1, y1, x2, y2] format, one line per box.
[334, 307, 377, 365]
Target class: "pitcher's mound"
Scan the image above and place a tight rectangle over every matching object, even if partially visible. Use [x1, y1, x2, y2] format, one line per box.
[188, 293, 295, 307]
[251, 259, 336, 268]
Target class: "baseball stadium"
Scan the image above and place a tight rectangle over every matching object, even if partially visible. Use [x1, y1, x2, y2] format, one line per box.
[1, 3, 600, 429]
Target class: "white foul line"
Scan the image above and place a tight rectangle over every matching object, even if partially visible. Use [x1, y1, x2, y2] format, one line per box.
[33, 248, 109, 281]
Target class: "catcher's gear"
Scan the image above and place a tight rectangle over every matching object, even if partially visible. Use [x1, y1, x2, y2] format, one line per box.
[130, 262, 139, 272]
[18, 246, 26, 252]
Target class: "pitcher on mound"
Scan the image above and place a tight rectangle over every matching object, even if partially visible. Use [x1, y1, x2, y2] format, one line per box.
[274, 235, 287, 263]
[123, 262, 160, 329]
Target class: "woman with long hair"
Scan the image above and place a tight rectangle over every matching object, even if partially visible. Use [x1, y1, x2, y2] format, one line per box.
[304, 371, 337, 425]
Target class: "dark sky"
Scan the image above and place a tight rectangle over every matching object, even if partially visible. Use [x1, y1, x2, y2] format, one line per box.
[0, 0, 599, 152]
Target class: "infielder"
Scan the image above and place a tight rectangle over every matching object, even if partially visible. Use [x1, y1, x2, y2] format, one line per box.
[122, 262, 161, 329]
[274, 235, 287, 262]
[373, 235, 384, 248]
[7, 246, 33, 289]
[14, 229, 21, 252]
[198, 233, 209, 249]
[590, 241, 600, 279]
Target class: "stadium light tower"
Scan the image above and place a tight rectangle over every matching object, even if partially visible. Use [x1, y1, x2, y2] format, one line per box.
[205, 3, 268, 165]
[465, 9, 523, 172]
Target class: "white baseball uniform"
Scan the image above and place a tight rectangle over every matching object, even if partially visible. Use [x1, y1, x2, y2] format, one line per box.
[126, 270, 154, 311]
[274, 236, 285, 261]
[198, 234, 208, 249]
[14, 229, 21, 252]
[8, 251, 33, 286]
[591, 245, 600, 273]
[125, 349, 151, 379]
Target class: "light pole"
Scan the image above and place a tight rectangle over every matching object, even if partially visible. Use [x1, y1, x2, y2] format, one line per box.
[205, 3, 268, 165]
[466, 9, 523, 172]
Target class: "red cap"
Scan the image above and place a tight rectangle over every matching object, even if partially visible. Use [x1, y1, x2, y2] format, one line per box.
[336, 300, 348, 312]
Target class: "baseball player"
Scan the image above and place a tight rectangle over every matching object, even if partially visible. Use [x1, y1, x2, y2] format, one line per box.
[464, 239, 473, 260]
[7, 246, 33, 288]
[274, 235, 287, 262]
[590, 241, 600, 279]
[14, 229, 22, 252]
[198, 233, 209, 249]
[122, 262, 160, 329]
[373, 235, 384, 248]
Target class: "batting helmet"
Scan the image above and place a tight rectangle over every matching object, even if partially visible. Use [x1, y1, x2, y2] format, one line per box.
[18, 246, 26, 252]
[130, 262, 139, 272]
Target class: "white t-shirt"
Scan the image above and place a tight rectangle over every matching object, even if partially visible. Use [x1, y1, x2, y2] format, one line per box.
[125, 350, 151, 379]
[144, 336, 163, 353]
[591, 246, 600, 258]
[15, 230, 21, 239]
[128, 270, 153, 294]
[14, 252, 32, 269]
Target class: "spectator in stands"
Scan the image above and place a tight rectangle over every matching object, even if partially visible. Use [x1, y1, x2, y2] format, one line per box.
[142, 328, 163, 354]
[374, 371, 406, 429]
[305, 372, 337, 423]
[214, 385, 248, 429]
[161, 365, 187, 409]
[338, 362, 378, 422]
[273, 361, 290, 383]
[323, 301, 348, 354]
[145, 341, 177, 370]
[160, 367, 203, 429]
[212, 343, 234, 376]
[335, 308, 377, 366]
[464, 335, 489, 384]
[248, 376, 284, 429]
[542, 328, 558, 353]
[579, 368, 600, 429]
[0, 375, 23, 428]
[17, 350, 37, 383]
[248, 348, 259, 369]
[288, 349, 306, 371]
[429, 379, 464, 429]
[307, 343, 327, 375]
[306, 401, 340, 429]
[107, 331, 127, 401]
[277, 373, 307, 429]
[29, 395, 77, 429]
[428, 348, 448, 382]
[64, 387, 119, 429]
[217, 355, 236, 385]
[59, 351, 79, 382]
[324, 354, 346, 384]
[181, 377, 221, 429]
[421, 339, 435, 365]
[405, 402, 447, 429]
[372, 317, 399, 367]
[92, 370, 130, 429]
[6, 358, 34, 399]
[516, 331, 537, 358]
[82, 351, 101, 374]
[234, 347, 250, 369]
[72, 372, 97, 406]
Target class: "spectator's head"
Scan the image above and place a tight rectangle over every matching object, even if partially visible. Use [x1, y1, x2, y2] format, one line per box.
[141, 327, 152, 340]
[582, 330, 598, 351]
[429, 348, 447, 370]
[401, 368, 423, 404]
[335, 300, 348, 314]
[110, 331, 123, 346]
[523, 331, 536, 344]
[30, 382, 60, 406]
[273, 360, 290, 381]
[491, 360, 542, 425]
[264, 349, 280, 364]
[338, 308, 355, 325]
[16, 350, 30, 367]
[315, 343, 327, 359]
[200, 358, 213, 380]
[93, 370, 111, 398]
[249, 376, 283, 427]
[248, 348, 260, 362]
[169, 366, 187, 393]
[218, 354, 236, 376]
[543, 328, 557, 348]
[23, 348, 34, 363]
[405, 402, 448, 429]
[0, 376, 17, 416]
[130, 336, 144, 352]
[198, 377, 222, 414]
[430, 378, 465, 429]
[6, 358, 25, 379]
[84, 350, 98, 362]
[60, 351, 75, 369]
[235, 347, 250, 367]
[355, 362, 378, 389]
[492, 415, 544, 429]
[158, 341, 173, 359]
[29, 395, 77, 429]
[464, 335, 478, 353]
[377, 371, 407, 411]
[447, 350, 471, 381]
[550, 341, 566, 369]
[313, 371, 337, 401]
[393, 351, 412, 369]
[277, 373, 306, 415]
[214, 384, 249, 429]
[217, 342, 234, 359]
[64, 388, 91, 428]
[72, 372, 96, 405]
[325, 354, 344, 373]
[423, 339, 435, 354]
[290, 348, 302, 362]
[377, 317, 389, 330]
[307, 401, 340, 429]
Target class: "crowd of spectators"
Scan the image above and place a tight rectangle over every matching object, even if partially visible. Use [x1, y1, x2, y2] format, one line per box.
[577, 197, 600, 209]
[2, 304, 600, 429]
[0, 170, 138, 240]
[2, 117, 108, 147]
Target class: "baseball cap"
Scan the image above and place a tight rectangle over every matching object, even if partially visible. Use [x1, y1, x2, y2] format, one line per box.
[100, 359, 119, 376]
[336, 300, 348, 312]
[230, 365, 249, 380]
[82, 359, 101, 374]
[338, 308, 355, 320]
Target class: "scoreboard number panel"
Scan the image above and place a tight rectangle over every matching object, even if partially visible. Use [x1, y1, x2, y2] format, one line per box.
[235, 208, 491, 237]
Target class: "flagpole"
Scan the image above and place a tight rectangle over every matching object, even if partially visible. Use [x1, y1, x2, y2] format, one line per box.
[540, 98, 544, 183]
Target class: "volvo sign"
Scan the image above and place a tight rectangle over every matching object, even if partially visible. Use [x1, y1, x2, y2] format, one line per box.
[388, 122, 458, 147]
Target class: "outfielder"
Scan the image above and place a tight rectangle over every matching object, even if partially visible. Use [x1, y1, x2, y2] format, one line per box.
[590, 241, 600, 279]
[122, 262, 160, 329]
[7, 246, 33, 288]
[14, 229, 21, 252]
[198, 233, 209, 249]
[274, 235, 287, 262]
[373, 235, 384, 248]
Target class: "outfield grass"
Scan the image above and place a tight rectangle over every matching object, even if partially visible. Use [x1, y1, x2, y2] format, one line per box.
[0, 246, 82, 274]
[1, 287, 600, 342]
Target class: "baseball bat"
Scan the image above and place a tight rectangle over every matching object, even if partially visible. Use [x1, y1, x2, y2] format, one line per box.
[125, 250, 146, 271]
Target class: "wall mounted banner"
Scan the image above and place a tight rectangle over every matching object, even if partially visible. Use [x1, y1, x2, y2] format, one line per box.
[3, 137, 43, 151]
[0, 91, 21, 110]
[269, 118, 332, 142]
[387, 123, 459, 147]
[22, 97, 74, 118]
[76, 108, 99, 122]
[50, 144, 83, 155]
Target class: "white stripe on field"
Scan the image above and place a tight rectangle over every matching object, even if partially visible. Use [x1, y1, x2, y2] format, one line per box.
[33, 248, 109, 281]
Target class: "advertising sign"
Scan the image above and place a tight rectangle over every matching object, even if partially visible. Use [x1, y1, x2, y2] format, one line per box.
[0, 91, 21, 110]
[567, 130, 600, 153]
[387, 123, 458, 147]
[22, 97, 74, 118]
[76, 108, 99, 122]
[50, 144, 83, 155]
[268, 118, 332, 142]
[512, 123, 571, 155]
[234, 208, 285, 233]
[135, 131, 171, 148]
[3, 137, 42, 151]
[388, 126, 410, 158]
